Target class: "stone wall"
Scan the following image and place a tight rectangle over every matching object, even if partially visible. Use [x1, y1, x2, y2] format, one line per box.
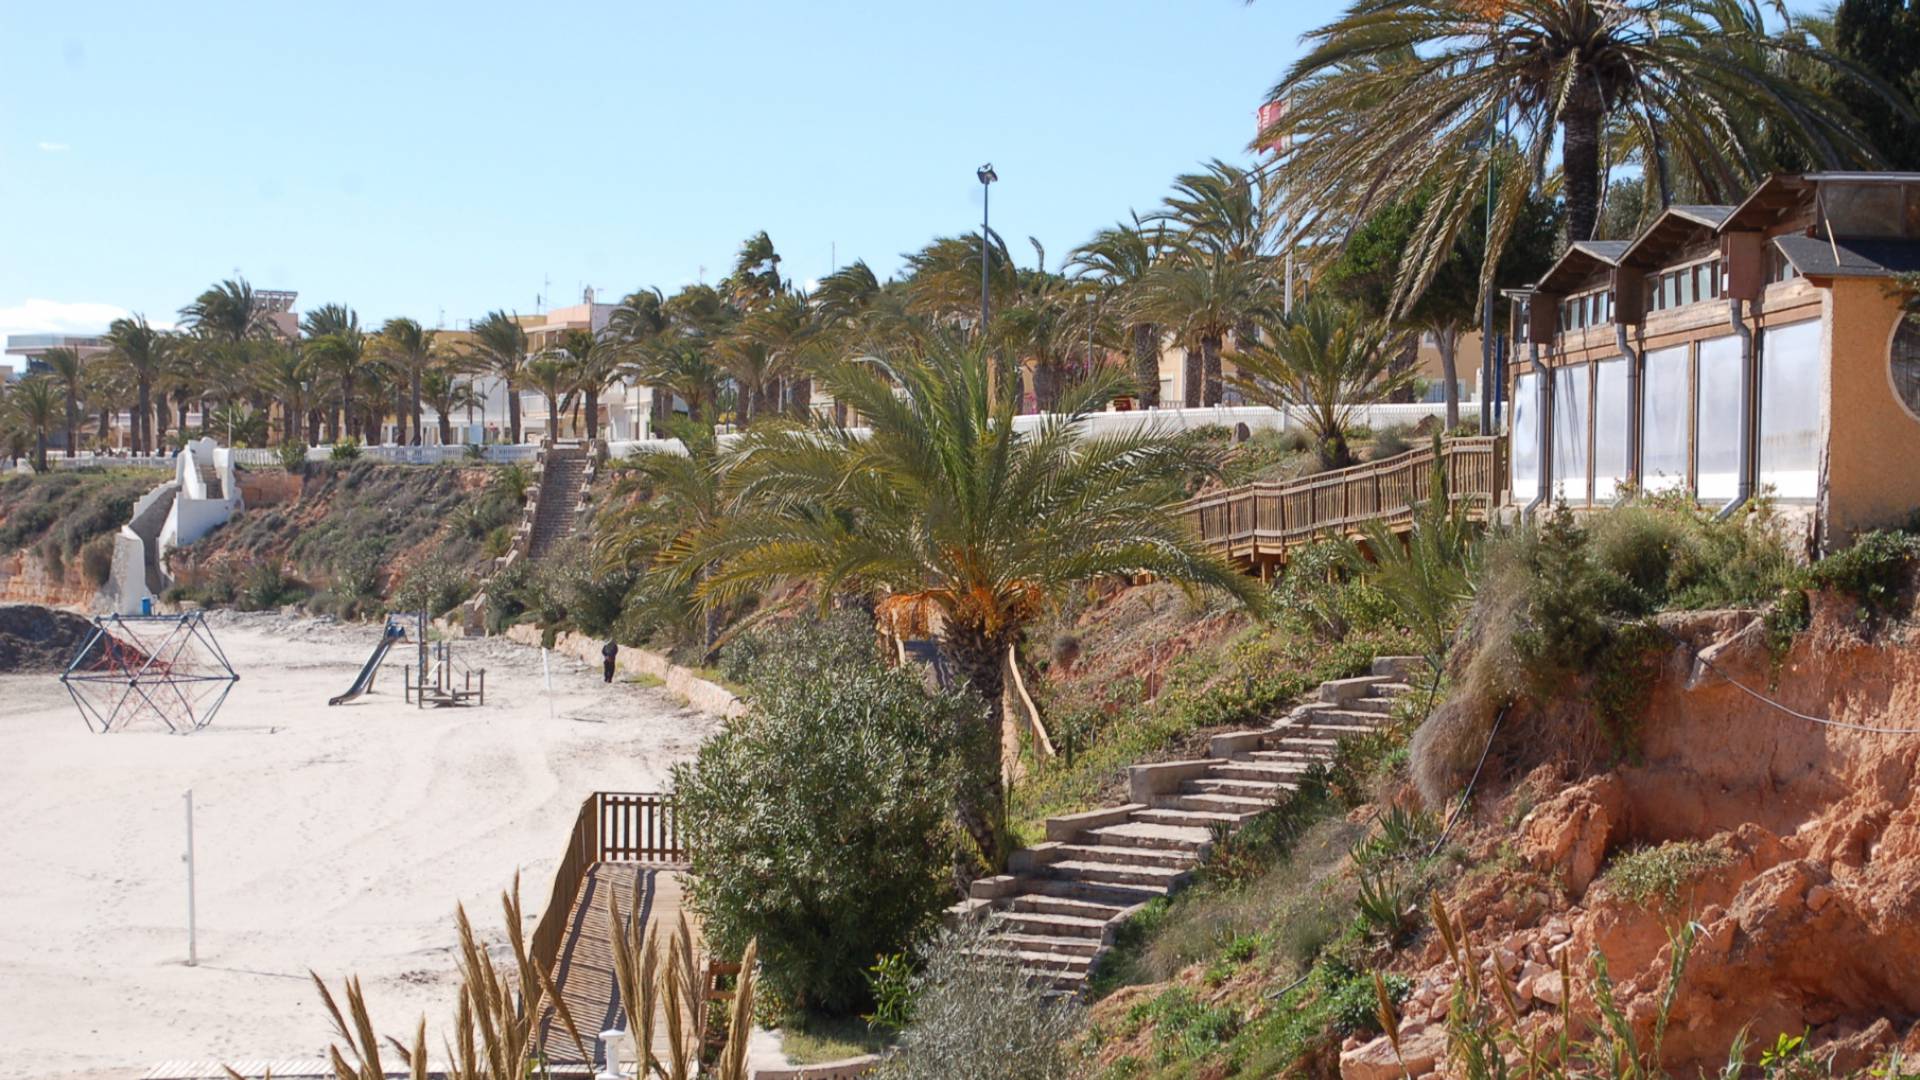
[499, 623, 746, 719]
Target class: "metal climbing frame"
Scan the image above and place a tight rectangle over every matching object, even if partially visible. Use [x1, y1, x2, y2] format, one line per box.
[59, 612, 240, 734]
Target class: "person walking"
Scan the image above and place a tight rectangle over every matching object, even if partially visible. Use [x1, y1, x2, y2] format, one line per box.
[602, 639, 618, 684]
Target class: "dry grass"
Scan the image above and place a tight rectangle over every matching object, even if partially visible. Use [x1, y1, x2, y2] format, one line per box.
[275, 874, 759, 1080]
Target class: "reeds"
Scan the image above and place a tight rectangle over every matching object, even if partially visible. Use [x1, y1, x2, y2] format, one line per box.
[283, 872, 758, 1080]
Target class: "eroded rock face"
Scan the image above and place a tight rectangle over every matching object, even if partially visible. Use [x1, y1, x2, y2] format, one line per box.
[1414, 603, 1920, 1074]
[1520, 774, 1624, 895]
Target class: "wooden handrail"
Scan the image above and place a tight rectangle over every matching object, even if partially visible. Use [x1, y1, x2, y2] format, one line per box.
[528, 791, 687, 980]
[1180, 436, 1507, 561]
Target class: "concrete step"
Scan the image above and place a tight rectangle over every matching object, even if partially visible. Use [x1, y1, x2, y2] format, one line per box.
[1042, 859, 1186, 890]
[1131, 806, 1257, 830]
[1006, 893, 1128, 922]
[1018, 876, 1168, 907]
[1318, 674, 1386, 703]
[1345, 696, 1403, 715]
[1299, 711, 1393, 728]
[988, 932, 1103, 958]
[1212, 761, 1311, 782]
[1185, 777, 1297, 799]
[1371, 656, 1426, 681]
[992, 909, 1109, 940]
[1163, 792, 1273, 815]
[1081, 821, 1214, 853]
[1050, 844, 1196, 871]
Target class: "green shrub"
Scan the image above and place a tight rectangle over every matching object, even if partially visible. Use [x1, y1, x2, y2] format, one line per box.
[1811, 528, 1920, 623]
[276, 440, 309, 471]
[238, 559, 307, 611]
[79, 534, 116, 587]
[390, 560, 474, 618]
[329, 439, 361, 462]
[1601, 839, 1731, 909]
[673, 632, 980, 1016]
[1323, 965, 1410, 1037]
[871, 920, 1085, 1080]
[1370, 424, 1414, 459]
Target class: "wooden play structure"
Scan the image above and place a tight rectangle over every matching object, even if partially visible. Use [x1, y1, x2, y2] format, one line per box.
[403, 617, 485, 708]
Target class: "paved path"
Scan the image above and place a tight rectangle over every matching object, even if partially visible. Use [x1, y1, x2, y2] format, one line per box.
[544, 864, 698, 1069]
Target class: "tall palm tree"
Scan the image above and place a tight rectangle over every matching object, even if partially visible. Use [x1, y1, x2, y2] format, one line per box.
[1264, 0, 1895, 305]
[1071, 216, 1170, 408]
[103, 315, 169, 455]
[627, 340, 725, 424]
[375, 317, 436, 446]
[608, 289, 673, 426]
[595, 416, 735, 653]
[1134, 252, 1276, 407]
[523, 351, 575, 441]
[9, 376, 60, 472]
[1225, 300, 1414, 469]
[254, 342, 314, 447]
[180, 278, 277, 343]
[422, 365, 480, 446]
[40, 347, 85, 457]
[301, 304, 370, 443]
[737, 292, 821, 419]
[726, 231, 784, 312]
[465, 311, 529, 444]
[693, 333, 1262, 872]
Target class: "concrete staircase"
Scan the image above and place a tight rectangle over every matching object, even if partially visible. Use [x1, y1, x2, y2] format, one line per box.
[523, 443, 595, 560]
[955, 655, 1425, 997]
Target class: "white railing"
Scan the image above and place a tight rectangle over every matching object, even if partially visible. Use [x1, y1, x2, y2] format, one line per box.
[46, 452, 175, 471]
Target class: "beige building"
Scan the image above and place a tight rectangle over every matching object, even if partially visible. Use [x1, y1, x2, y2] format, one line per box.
[1506, 172, 1920, 551]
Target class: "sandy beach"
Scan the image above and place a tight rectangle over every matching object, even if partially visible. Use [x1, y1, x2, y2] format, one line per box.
[0, 610, 717, 1080]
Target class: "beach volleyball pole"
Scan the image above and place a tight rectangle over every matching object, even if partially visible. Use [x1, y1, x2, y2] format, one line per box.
[183, 788, 198, 967]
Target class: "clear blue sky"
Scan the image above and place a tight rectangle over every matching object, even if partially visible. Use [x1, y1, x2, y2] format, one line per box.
[0, 0, 1322, 360]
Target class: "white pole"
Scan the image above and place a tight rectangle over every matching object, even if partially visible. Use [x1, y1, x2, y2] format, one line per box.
[183, 788, 197, 966]
[542, 647, 555, 723]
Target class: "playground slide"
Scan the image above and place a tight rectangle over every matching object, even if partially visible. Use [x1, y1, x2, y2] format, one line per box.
[328, 626, 401, 706]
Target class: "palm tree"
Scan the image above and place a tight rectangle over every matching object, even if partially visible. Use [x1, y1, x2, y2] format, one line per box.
[628, 340, 725, 424]
[1226, 300, 1414, 469]
[375, 317, 436, 446]
[465, 311, 528, 444]
[1071, 216, 1170, 408]
[595, 417, 735, 654]
[103, 315, 169, 455]
[301, 304, 372, 443]
[608, 289, 672, 426]
[254, 342, 314, 447]
[694, 333, 1262, 872]
[523, 351, 575, 441]
[40, 347, 85, 457]
[9, 376, 60, 472]
[180, 278, 277, 343]
[422, 365, 481, 446]
[1133, 251, 1276, 407]
[726, 231, 784, 312]
[741, 292, 822, 418]
[1264, 0, 1895, 306]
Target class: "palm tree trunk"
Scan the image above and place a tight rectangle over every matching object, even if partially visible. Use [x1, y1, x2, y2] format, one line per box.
[789, 377, 811, 419]
[64, 391, 77, 457]
[1435, 325, 1461, 429]
[547, 394, 559, 442]
[936, 618, 1012, 877]
[1183, 349, 1202, 407]
[1201, 334, 1223, 407]
[411, 367, 424, 447]
[1562, 87, 1604, 244]
[36, 433, 48, 473]
[97, 406, 110, 445]
[342, 374, 356, 445]
[439, 411, 453, 446]
[507, 387, 522, 444]
[585, 386, 600, 441]
[1132, 324, 1160, 408]
[153, 396, 168, 450]
[135, 380, 151, 455]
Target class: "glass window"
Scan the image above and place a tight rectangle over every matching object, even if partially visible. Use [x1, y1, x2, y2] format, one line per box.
[1512, 371, 1542, 501]
[1892, 316, 1920, 422]
[1762, 320, 1823, 500]
[1642, 344, 1691, 493]
[1553, 364, 1592, 504]
[1678, 269, 1695, 308]
[1593, 358, 1631, 501]
[1696, 335, 1745, 503]
[1665, 273, 1681, 310]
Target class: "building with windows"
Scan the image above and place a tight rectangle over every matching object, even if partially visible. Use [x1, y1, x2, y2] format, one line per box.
[1505, 172, 1920, 553]
[4, 333, 107, 374]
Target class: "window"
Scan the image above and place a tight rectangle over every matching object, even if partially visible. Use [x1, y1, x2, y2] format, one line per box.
[1763, 320, 1822, 500]
[1553, 364, 1591, 504]
[1892, 314, 1920, 423]
[1696, 335, 1745, 503]
[1593, 358, 1631, 500]
[1512, 371, 1542, 500]
[1642, 344, 1691, 492]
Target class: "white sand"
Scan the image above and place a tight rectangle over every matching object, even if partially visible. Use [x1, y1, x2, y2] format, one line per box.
[0, 611, 718, 1080]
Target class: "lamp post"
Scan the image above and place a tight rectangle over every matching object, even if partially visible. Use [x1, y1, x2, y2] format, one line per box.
[977, 163, 998, 334]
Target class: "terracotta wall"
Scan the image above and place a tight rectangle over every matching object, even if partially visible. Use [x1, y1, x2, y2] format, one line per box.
[1822, 279, 1920, 544]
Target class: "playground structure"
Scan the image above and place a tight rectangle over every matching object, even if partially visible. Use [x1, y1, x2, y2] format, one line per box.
[404, 626, 486, 708]
[59, 612, 239, 733]
[327, 615, 408, 706]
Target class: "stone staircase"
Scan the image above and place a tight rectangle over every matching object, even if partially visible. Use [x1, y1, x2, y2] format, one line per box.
[955, 655, 1425, 996]
[523, 443, 595, 560]
[196, 459, 223, 499]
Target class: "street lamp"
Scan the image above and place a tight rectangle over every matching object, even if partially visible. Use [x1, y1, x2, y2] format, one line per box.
[977, 163, 998, 334]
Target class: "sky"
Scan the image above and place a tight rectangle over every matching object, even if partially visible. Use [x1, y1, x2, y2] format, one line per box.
[0, 1, 1328, 370]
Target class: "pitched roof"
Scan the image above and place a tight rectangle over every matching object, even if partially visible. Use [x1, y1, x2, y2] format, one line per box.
[1773, 233, 1920, 280]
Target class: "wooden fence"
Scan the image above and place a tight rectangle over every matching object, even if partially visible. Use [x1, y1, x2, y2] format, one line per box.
[529, 791, 686, 980]
[1180, 436, 1507, 568]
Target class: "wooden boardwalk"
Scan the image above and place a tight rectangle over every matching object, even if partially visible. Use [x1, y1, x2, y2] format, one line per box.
[1180, 435, 1506, 572]
[542, 863, 698, 1069]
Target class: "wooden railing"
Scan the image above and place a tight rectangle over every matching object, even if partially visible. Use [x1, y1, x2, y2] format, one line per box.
[1180, 436, 1507, 565]
[529, 791, 686, 979]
